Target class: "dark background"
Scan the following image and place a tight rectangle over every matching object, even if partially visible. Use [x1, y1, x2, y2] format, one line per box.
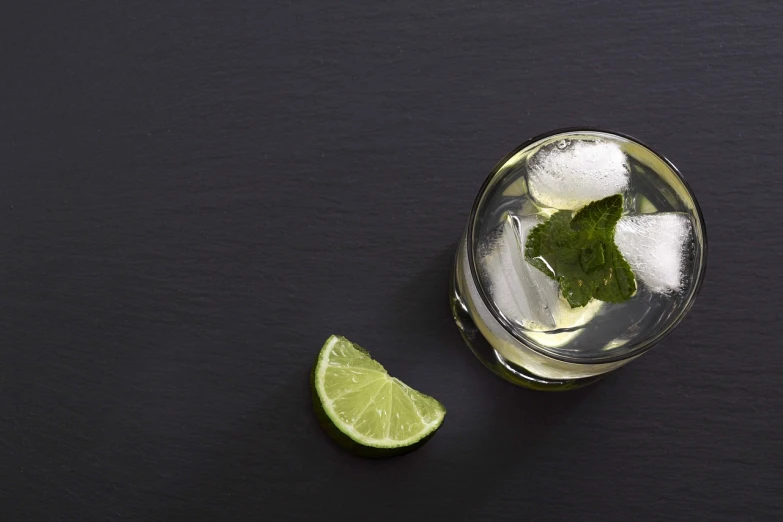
[1, 1, 782, 520]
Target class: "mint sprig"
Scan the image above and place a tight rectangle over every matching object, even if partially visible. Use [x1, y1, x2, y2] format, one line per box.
[524, 194, 637, 308]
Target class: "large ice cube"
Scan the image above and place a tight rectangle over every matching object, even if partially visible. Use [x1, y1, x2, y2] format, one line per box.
[527, 139, 630, 210]
[479, 214, 602, 339]
[615, 213, 694, 294]
[480, 214, 555, 330]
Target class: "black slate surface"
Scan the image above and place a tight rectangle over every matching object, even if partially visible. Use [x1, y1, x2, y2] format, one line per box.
[2, 1, 782, 521]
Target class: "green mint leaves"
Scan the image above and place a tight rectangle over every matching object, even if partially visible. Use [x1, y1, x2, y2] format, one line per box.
[524, 194, 637, 308]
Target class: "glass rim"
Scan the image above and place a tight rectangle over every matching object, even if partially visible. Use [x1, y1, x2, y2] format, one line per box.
[465, 127, 709, 365]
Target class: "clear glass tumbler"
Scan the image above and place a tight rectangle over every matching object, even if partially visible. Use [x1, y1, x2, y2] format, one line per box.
[450, 129, 707, 390]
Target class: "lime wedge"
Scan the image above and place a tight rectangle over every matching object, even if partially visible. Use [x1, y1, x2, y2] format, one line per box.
[311, 335, 446, 458]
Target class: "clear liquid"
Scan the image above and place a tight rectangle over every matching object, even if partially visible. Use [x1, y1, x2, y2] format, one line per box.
[453, 131, 706, 383]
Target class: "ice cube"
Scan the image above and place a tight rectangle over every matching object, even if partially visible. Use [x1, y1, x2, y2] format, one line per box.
[527, 139, 630, 210]
[480, 214, 602, 338]
[615, 213, 694, 294]
[480, 214, 555, 330]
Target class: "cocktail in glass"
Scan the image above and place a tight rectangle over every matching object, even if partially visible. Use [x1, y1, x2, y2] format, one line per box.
[451, 129, 707, 390]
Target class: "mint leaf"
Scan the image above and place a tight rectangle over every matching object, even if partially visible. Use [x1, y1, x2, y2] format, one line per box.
[524, 194, 637, 308]
[579, 241, 605, 273]
[525, 211, 575, 279]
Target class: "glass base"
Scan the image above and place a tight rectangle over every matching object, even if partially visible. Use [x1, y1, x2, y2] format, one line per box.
[450, 267, 601, 391]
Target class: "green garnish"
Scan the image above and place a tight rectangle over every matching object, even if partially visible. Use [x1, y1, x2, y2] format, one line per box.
[312, 335, 446, 458]
[525, 194, 637, 308]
